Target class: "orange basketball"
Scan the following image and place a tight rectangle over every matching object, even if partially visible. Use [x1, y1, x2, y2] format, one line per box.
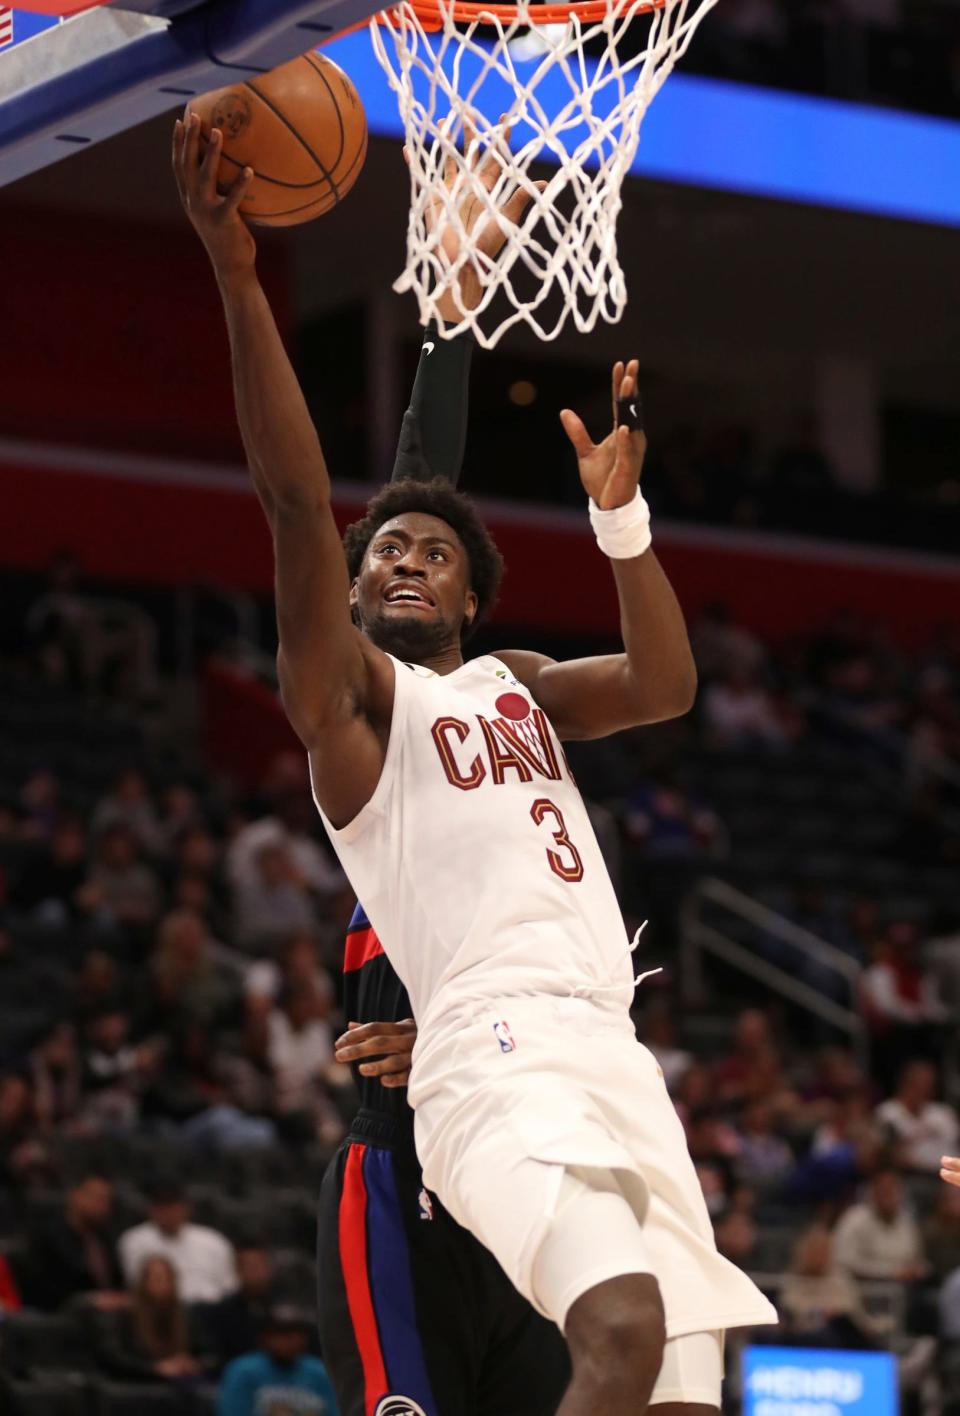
[186, 52, 367, 227]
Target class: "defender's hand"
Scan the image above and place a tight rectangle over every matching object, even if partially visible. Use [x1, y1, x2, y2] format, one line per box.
[172, 113, 256, 278]
[335, 1018, 417, 1088]
[414, 118, 546, 320]
[560, 359, 647, 511]
[942, 1156, 960, 1188]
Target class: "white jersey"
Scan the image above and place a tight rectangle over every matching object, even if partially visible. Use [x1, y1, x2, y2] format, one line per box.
[315, 653, 634, 1040]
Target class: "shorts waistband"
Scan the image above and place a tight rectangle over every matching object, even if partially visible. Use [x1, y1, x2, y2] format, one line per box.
[347, 1107, 419, 1158]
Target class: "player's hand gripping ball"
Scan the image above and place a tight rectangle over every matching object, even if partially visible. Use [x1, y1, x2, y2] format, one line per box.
[186, 51, 368, 227]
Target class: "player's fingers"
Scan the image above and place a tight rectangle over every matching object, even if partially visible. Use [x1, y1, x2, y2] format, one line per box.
[611, 361, 625, 423]
[463, 113, 479, 167]
[172, 120, 187, 198]
[183, 111, 203, 184]
[559, 408, 594, 459]
[402, 144, 411, 167]
[477, 114, 509, 190]
[359, 1053, 412, 1077]
[500, 178, 546, 228]
[335, 1031, 416, 1061]
[223, 166, 254, 212]
[199, 124, 222, 197]
[381, 1071, 411, 1088]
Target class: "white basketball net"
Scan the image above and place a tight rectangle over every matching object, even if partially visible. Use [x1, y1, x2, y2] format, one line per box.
[370, 0, 717, 347]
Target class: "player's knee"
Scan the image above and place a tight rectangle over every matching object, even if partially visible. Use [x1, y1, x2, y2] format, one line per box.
[566, 1273, 666, 1392]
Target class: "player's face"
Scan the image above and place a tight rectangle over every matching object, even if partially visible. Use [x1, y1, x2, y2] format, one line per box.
[352, 512, 478, 661]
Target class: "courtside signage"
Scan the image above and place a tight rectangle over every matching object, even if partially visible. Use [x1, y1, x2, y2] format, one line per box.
[742, 1346, 898, 1416]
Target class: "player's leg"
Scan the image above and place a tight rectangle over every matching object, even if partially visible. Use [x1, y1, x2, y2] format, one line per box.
[318, 1137, 487, 1416]
[474, 1243, 570, 1416]
[559, 1273, 666, 1414]
[530, 1172, 666, 1414]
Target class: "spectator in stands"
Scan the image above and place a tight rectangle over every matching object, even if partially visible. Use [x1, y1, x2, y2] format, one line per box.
[714, 1209, 759, 1270]
[641, 999, 693, 1094]
[217, 1305, 337, 1416]
[625, 767, 722, 861]
[623, 766, 723, 929]
[80, 1009, 155, 1132]
[257, 980, 345, 1146]
[876, 1060, 960, 1173]
[199, 1244, 278, 1370]
[90, 823, 161, 928]
[701, 665, 791, 751]
[737, 1100, 794, 1190]
[144, 1019, 274, 1150]
[832, 1168, 926, 1282]
[10, 815, 92, 925]
[0, 1073, 44, 1191]
[157, 781, 204, 855]
[144, 908, 240, 1034]
[92, 769, 163, 856]
[712, 1009, 775, 1106]
[72, 948, 126, 1025]
[119, 1178, 238, 1304]
[779, 1225, 887, 1349]
[29, 1022, 82, 1131]
[19, 768, 62, 841]
[96, 1254, 211, 1382]
[26, 1171, 125, 1311]
[923, 1183, 960, 1284]
[861, 924, 943, 1089]
[690, 599, 765, 681]
[789, 1090, 881, 1204]
[233, 839, 319, 952]
[245, 930, 336, 1013]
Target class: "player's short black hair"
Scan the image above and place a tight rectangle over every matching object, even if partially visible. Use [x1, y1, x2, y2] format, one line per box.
[343, 478, 504, 639]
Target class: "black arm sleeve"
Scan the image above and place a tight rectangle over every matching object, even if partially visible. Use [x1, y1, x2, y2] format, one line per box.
[390, 322, 474, 488]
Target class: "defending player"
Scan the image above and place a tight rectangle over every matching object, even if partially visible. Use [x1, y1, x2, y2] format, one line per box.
[174, 114, 776, 1416]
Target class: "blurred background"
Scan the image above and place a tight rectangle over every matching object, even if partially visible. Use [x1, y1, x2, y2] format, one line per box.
[0, 0, 959, 1412]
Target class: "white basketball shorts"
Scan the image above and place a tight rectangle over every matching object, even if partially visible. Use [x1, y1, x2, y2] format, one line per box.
[409, 996, 778, 1341]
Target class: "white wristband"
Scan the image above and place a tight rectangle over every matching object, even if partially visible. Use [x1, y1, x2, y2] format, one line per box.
[589, 487, 652, 559]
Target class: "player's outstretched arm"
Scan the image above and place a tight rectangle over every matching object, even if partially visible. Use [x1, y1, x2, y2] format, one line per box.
[499, 361, 697, 740]
[172, 116, 391, 822]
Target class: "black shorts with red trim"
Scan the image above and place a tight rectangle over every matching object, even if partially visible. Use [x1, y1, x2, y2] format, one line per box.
[318, 1109, 570, 1416]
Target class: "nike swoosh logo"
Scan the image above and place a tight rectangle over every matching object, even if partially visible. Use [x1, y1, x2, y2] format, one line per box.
[423, 341, 435, 355]
[629, 403, 637, 417]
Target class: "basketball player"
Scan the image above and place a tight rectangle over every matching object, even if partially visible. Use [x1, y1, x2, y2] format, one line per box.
[315, 327, 568, 1414]
[173, 113, 776, 1416]
[173, 112, 566, 1416]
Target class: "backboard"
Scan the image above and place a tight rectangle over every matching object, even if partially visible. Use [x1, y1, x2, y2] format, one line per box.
[0, 0, 384, 186]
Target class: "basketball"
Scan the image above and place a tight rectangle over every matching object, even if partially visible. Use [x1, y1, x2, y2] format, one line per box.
[185, 52, 367, 227]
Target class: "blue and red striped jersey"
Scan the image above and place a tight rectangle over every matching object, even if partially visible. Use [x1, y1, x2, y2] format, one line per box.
[343, 901, 415, 1123]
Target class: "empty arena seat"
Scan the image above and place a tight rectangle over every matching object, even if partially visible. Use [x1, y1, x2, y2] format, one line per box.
[2, 1375, 87, 1416]
[1, 1310, 90, 1378]
[93, 1383, 191, 1416]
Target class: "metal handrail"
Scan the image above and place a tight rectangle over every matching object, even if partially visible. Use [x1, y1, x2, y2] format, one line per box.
[681, 878, 868, 1069]
[697, 878, 863, 984]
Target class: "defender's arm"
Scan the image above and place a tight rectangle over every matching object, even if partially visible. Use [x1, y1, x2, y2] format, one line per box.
[499, 361, 696, 740]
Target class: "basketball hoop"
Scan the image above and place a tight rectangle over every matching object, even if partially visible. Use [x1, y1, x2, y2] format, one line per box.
[370, 0, 717, 347]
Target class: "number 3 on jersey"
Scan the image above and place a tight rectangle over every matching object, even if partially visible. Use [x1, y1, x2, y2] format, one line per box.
[530, 798, 584, 883]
